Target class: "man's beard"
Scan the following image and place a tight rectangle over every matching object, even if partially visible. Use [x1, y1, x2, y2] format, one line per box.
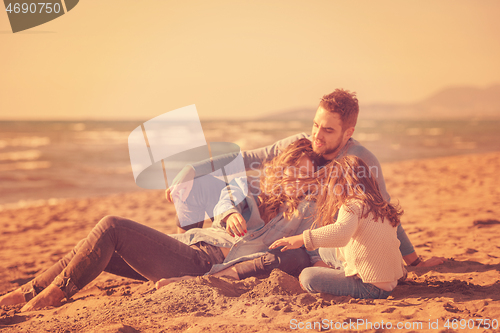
[313, 137, 343, 160]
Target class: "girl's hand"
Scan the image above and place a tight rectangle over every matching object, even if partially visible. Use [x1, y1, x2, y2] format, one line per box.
[225, 212, 247, 237]
[269, 235, 304, 252]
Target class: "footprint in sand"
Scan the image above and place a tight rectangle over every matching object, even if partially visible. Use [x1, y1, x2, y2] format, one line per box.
[473, 219, 500, 227]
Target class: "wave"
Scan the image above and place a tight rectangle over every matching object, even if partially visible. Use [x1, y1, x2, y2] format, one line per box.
[0, 198, 65, 212]
[72, 131, 130, 144]
[0, 136, 50, 148]
[0, 161, 51, 172]
[0, 150, 42, 161]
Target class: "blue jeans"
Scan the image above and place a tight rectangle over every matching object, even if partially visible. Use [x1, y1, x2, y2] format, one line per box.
[299, 267, 392, 299]
[317, 248, 344, 269]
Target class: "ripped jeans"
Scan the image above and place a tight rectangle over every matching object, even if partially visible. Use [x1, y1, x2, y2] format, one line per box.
[20, 216, 225, 301]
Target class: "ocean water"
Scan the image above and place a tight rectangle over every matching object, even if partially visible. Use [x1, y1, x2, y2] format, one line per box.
[0, 119, 499, 208]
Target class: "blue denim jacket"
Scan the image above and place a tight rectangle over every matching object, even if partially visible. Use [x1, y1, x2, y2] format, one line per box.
[170, 177, 317, 275]
[191, 133, 415, 257]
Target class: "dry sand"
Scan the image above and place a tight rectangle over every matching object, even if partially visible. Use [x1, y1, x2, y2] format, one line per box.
[1, 152, 500, 332]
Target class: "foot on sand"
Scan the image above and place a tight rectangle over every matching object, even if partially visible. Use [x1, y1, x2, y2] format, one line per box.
[20, 284, 65, 312]
[0, 288, 26, 306]
[156, 276, 196, 290]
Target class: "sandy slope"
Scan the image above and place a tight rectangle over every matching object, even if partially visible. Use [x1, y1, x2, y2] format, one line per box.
[1, 152, 500, 332]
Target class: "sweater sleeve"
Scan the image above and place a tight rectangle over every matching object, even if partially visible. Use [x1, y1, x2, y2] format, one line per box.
[303, 202, 361, 251]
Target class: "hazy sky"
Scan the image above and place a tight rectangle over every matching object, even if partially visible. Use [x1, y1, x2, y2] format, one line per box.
[1, 0, 499, 120]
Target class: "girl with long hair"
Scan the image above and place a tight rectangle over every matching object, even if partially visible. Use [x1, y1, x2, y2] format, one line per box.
[270, 155, 405, 299]
[1, 139, 319, 311]
[157, 138, 321, 286]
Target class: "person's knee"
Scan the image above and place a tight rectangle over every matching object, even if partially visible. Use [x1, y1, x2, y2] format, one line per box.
[292, 249, 311, 272]
[97, 215, 127, 231]
[269, 248, 310, 277]
[197, 175, 226, 197]
[299, 268, 317, 293]
[252, 249, 310, 275]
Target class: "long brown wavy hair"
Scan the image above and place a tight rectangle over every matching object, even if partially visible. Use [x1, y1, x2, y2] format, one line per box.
[314, 155, 403, 228]
[258, 138, 320, 222]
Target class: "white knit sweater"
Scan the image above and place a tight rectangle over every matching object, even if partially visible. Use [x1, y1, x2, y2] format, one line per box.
[303, 200, 405, 284]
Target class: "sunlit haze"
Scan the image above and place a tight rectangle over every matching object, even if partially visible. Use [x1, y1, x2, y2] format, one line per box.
[1, 0, 499, 120]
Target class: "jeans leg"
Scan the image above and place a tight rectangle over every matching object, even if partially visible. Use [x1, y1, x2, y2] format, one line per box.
[234, 247, 311, 279]
[318, 247, 344, 269]
[175, 175, 227, 230]
[19, 239, 86, 301]
[20, 238, 153, 301]
[272, 247, 311, 277]
[299, 267, 392, 299]
[52, 215, 213, 299]
[103, 253, 148, 281]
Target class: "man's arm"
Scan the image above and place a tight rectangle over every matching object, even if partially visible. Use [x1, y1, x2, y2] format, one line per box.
[346, 142, 391, 202]
[166, 133, 308, 202]
[193, 133, 309, 176]
[346, 142, 418, 258]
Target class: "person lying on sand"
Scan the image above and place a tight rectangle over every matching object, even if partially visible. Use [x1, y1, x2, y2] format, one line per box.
[0, 139, 320, 311]
[270, 155, 405, 299]
[166, 89, 445, 268]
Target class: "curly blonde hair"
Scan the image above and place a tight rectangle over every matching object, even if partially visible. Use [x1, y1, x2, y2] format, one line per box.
[258, 139, 320, 222]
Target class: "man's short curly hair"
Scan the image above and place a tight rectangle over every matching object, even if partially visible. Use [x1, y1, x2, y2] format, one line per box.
[319, 89, 359, 130]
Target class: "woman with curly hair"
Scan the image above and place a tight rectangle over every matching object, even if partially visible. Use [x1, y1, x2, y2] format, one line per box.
[0, 139, 319, 311]
[270, 155, 406, 299]
[156, 137, 321, 286]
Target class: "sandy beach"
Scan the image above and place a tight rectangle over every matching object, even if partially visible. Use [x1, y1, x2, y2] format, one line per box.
[1, 152, 499, 332]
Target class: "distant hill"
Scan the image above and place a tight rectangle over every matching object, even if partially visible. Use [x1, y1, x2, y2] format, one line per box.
[259, 108, 317, 121]
[260, 84, 500, 120]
